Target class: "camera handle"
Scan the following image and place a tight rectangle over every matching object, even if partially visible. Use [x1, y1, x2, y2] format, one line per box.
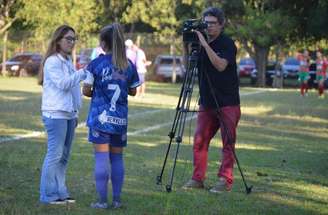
[156, 45, 200, 192]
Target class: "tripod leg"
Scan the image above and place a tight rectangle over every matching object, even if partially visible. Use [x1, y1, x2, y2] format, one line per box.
[232, 150, 253, 194]
[157, 136, 177, 185]
[157, 74, 188, 185]
[157, 111, 183, 185]
[166, 136, 183, 192]
[158, 50, 199, 192]
[219, 110, 253, 194]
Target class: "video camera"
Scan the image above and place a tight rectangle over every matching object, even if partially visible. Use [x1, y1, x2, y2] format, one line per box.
[182, 19, 208, 43]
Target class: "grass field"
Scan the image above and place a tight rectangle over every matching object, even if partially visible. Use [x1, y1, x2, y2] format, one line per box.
[0, 77, 327, 215]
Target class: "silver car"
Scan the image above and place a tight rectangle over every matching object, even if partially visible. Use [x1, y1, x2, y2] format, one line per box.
[154, 55, 186, 82]
[282, 57, 300, 78]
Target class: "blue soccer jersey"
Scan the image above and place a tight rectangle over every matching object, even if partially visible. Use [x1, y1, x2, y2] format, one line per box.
[86, 54, 140, 134]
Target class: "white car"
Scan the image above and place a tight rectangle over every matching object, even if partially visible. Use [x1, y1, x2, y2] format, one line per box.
[282, 57, 300, 78]
[154, 55, 186, 82]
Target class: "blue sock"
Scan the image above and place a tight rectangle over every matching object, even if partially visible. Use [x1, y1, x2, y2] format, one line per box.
[94, 151, 110, 203]
[110, 152, 124, 202]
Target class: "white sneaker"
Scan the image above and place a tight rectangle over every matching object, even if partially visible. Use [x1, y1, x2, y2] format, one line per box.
[64, 197, 76, 203]
[90, 202, 108, 209]
[49, 199, 67, 205]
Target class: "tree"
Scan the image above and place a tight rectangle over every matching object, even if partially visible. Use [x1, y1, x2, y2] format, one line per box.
[221, 0, 297, 87]
[0, 0, 17, 34]
[307, 0, 328, 41]
[123, 0, 179, 43]
[221, 0, 328, 86]
[0, 0, 19, 76]
[122, 0, 180, 82]
[284, 0, 328, 49]
[19, 0, 100, 53]
[98, 0, 131, 24]
[122, 0, 206, 82]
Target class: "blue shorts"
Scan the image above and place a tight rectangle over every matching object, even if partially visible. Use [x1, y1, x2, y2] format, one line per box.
[88, 128, 127, 147]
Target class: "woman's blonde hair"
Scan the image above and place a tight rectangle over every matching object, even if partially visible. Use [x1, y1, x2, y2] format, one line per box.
[38, 25, 75, 85]
[100, 23, 128, 70]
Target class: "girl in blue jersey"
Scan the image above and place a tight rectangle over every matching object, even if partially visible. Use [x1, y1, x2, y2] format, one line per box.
[82, 23, 140, 209]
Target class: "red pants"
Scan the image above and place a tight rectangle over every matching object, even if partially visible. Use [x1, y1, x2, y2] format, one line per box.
[192, 105, 241, 185]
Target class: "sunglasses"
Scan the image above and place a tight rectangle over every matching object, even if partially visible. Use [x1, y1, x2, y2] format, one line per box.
[205, 21, 219, 26]
[63, 36, 78, 43]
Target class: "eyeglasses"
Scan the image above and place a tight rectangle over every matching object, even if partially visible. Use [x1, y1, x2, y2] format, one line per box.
[205, 21, 219, 26]
[63, 36, 78, 43]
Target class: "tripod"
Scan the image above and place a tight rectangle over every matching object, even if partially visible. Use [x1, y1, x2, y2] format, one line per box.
[156, 43, 200, 192]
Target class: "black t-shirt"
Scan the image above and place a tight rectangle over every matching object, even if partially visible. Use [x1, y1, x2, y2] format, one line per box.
[197, 33, 240, 108]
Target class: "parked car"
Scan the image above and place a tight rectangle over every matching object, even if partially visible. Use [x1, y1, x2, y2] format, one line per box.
[282, 57, 300, 78]
[153, 55, 186, 82]
[250, 61, 280, 86]
[0, 53, 42, 77]
[238, 58, 255, 77]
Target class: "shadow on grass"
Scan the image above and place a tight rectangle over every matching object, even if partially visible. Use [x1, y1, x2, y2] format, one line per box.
[1, 85, 327, 214]
[1, 128, 327, 214]
[0, 90, 43, 132]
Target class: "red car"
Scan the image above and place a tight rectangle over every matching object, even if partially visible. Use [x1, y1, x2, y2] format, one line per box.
[238, 58, 255, 77]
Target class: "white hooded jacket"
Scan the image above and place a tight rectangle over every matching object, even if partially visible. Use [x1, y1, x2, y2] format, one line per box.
[41, 54, 86, 118]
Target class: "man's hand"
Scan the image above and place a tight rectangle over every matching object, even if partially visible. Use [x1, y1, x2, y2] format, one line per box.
[194, 30, 228, 72]
[82, 84, 93, 97]
[195, 30, 209, 48]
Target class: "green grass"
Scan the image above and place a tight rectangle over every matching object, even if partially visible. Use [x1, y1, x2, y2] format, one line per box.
[0, 77, 327, 215]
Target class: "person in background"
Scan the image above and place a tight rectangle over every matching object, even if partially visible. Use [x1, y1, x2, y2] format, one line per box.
[297, 50, 310, 97]
[135, 44, 151, 96]
[182, 7, 241, 193]
[91, 46, 105, 60]
[125, 39, 137, 65]
[83, 23, 140, 209]
[39, 25, 87, 204]
[315, 51, 327, 98]
[324, 56, 328, 89]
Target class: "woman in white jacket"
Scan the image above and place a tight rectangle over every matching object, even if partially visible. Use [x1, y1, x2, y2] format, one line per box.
[39, 25, 86, 204]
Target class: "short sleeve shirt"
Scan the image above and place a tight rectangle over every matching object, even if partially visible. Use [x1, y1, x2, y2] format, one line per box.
[86, 54, 140, 134]
[136, 49, 147, 74]
[198, 33, 240, 108]
[126, 48, 137, 65]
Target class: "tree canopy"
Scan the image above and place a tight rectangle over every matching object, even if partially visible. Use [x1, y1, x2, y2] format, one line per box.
[220, 0, 328, 86]
[18, 0, 100, 44]
[1, 0, 328, 81]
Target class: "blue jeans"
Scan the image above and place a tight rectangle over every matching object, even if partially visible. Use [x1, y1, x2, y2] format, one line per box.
[40, 117, 77, 203]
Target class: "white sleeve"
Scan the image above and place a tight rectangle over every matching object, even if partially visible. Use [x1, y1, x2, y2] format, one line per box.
[83, 70, 94, 85]
[45, 57, 86, 91]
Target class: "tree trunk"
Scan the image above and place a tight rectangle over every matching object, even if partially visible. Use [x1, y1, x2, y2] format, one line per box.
[254, 44, 269, 87]
[1, 31, 8, 76]
[273, 44, 283, 88]
[129, 23, 135, 35]
[170, 42, 176, 83]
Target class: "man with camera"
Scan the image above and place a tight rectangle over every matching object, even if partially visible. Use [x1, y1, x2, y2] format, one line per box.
[183, 7, 240, 193]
